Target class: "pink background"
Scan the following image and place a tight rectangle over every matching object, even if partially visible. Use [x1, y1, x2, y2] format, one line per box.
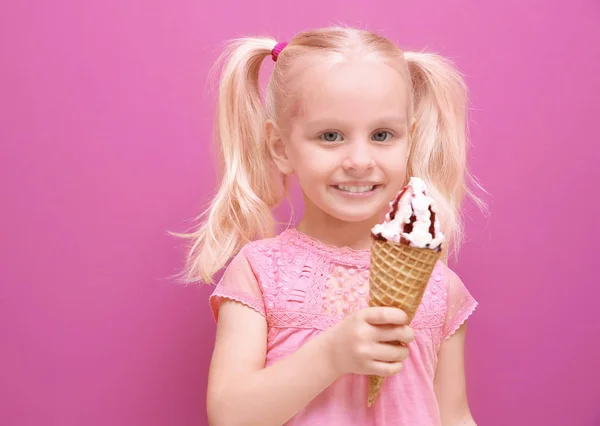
[1, 0, 599, 425]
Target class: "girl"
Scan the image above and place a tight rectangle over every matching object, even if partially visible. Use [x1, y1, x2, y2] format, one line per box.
[182, 26, 481, 426]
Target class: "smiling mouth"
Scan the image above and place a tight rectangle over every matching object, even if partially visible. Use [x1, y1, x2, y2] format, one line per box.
[333, 184, 380, 193]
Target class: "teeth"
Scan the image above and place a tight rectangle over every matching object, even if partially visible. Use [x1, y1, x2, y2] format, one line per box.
[336, 185, 375, 193]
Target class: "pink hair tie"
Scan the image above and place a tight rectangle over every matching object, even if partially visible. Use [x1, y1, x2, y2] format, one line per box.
[271, 42, 287, 62]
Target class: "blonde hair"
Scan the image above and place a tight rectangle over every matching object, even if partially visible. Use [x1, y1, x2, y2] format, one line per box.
[178, 26, 485, 284]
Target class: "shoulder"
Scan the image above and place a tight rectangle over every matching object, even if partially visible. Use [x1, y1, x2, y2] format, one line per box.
[227, 232, 293, 281]
[414, 261, 478, 343]
[426, 261, 476, 311]
[209, 241, 274, 321]
[437, 262, 478, 334]
[435, 261, 469, 293]
[242, 230, 299, 264]
[244, 233, 286, 255]
[214, 236, 282, 288]
[439, 262, 462, 287]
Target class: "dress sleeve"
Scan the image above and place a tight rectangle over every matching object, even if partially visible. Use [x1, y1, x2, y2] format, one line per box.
[209, 247, 265, 322]
[441, 265, 478, 341]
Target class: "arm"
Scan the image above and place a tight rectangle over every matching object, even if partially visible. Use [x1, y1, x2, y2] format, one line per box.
[434, 321, 477, 426]
[206, 300, 341, 426]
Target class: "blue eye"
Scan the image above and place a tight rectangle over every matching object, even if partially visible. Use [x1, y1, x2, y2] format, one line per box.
[372, 131, 393, 142]
[320, 132, 343, 142]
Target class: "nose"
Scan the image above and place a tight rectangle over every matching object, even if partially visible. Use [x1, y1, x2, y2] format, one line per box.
[342, 141, 375, 175]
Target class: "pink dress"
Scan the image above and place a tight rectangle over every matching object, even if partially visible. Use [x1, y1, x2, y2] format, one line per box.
[209, 228, 477, 426]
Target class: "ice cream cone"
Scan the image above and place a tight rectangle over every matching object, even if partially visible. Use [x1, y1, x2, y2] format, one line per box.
[366, 177, 445, 407]
[367, 237, 441, 407]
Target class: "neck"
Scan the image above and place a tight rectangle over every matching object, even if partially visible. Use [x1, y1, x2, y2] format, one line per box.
[296, 201, 382, 251]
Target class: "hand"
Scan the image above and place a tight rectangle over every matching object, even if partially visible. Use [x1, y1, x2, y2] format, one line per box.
[324, 307, 415, 377]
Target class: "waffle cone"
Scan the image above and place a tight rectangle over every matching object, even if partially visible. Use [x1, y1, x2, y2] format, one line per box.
[367, 237, 441, 407]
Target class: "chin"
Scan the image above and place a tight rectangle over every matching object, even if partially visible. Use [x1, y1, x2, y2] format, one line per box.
[325, 207, 380, 224]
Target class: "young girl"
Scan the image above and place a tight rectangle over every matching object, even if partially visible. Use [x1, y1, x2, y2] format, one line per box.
[182, 26, 481, 426]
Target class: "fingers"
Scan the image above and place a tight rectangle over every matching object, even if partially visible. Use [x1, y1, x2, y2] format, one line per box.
[373, 325, 415, 345]
[369, 360, 405, 377]
[370, 341, 410, 363]
[367, 339, 410, 377]
[363, 307, 409, 326]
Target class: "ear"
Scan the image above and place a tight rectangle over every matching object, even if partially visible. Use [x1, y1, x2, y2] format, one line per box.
[265, 119, 294, 175]
[409, 118, 417, 139]
[406, 117, 418, 160]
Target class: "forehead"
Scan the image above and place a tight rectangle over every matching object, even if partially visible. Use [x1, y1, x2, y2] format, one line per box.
[293, 58, 410, 124]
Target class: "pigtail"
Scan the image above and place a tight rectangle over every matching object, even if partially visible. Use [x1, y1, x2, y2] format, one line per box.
[179, 37, 284, 284]
[404, 52, 485, 257]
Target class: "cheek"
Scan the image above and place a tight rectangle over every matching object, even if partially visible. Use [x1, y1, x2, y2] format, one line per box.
[289, 143, 335, 181]
[295, 157, 333, 184]
[377, 145, 409, 174]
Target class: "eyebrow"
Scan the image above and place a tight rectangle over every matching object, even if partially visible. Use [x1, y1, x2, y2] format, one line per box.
[303, 116, 407, 128]
[375, 117, 407, 126]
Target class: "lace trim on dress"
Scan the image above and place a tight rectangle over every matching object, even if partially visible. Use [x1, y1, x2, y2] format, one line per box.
[209, 288, 266, 319]
[267, 310, 339, 330]
[280, 228, 370, 267]
[443, 297, 478, 341]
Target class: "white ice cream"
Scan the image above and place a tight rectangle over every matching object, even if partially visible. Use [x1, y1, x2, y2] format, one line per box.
[371, 177, 445, 250]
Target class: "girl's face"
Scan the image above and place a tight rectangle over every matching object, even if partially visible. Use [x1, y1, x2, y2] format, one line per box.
[270, 58, 412, 226]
